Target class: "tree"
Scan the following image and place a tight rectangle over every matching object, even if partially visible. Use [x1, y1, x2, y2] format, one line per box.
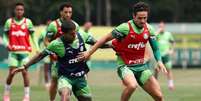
[105, 0, 111, 26]
[85, 0, 91, 22]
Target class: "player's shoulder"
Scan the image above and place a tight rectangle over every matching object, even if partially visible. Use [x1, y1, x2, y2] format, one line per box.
[115, 20, 130, 30]
[72, 20, 80, 31]
[72, 20, 79, 26]
[24, 18, 33, 25]
[50, 20, 58, 26]
[49, 38, 63, 46]
[5, 18, 12, 24]
[146, 23, 156, 36]
[47, 20, 58, 29]
[25, 18, 32, 22]
[146, 23, 154, 30]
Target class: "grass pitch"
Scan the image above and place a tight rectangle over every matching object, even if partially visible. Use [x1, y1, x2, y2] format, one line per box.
[0, 69, 201, 101]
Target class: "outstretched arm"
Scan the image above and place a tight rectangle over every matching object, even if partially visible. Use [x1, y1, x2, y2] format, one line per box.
[24, 51, 49, 69]
[86, 36, 112, 48]
[78, 32, 114, 61]
[12, 50, 50, 74]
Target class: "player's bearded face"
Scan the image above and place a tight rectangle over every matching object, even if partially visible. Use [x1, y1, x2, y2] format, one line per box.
[61, 7, 72, 20]
[15, 5, 24, 18]
[133, 11, 148, 28]
[64, 30, 76, 43]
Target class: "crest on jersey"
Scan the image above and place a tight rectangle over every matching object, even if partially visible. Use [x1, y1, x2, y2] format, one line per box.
[12, 24, 16, 28]
[21, 24, 26, 29]
[130, 35, 135, 39]
[143, 33, 148, 39]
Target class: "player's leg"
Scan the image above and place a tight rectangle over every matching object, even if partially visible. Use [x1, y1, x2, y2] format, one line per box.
[49, 62, 58, 101]
[141, 70, 164, 101]
[3, 53, 18, 101]
[74, 77, 92, 101]
[21, 69, 30, 101]
[44, 63, 50, 86]
[44, 57, 51, 89]
[3, 67, 16, 101]
[21, 54, 30, 101]
[49, 77, 58, 101]
[165, 60, 174, 90]
[58, 76, 72, 101]
[117, 66, 138, 101]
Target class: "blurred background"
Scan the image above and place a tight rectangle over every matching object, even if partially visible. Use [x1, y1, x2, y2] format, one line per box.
[0, 0, 201, 68]
[0, 0, 201, 100]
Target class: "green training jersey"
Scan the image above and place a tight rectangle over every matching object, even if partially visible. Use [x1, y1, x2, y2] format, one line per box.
[38, 30, 46, 50]
[4, 17, 34, 32]
[111, 20, 157, 66]
[44, 30, 94, 58]
[3, 17, 39, 52]
[46, 19, 79, 41]
[157, 31, 174, 56]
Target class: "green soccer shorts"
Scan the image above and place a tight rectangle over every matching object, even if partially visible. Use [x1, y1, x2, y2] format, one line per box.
[117, 64, 153, 86]
[58, 76, 92, 98]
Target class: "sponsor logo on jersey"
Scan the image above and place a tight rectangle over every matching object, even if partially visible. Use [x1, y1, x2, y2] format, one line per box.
[70, 71, 85, 77]
[11, 31, 26, 36]
[127, 42, 145, 50]
[128, 58, 144, 64]
[69, 58, 79, 64]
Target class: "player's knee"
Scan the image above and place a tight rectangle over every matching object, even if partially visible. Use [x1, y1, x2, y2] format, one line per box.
[77, 96, 92, 101]
[59, 88, 71, 100]
[127, 84, 137, 92]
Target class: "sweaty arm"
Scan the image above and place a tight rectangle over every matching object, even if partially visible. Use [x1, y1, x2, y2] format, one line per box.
[149, 36, 162, 62]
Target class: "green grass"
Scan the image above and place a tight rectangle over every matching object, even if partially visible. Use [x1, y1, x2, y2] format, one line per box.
[0, 69, 201, 101]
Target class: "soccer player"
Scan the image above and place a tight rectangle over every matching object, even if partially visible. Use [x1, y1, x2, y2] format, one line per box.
[155, 21, 175, 90]
[78, 2, 167, 101]
[2, 2, 39, 101]
[37, 19, 52, 90]
[81, 21, 93, 67]
[45, 2, 81, 101]
[13, 20, 110, 101]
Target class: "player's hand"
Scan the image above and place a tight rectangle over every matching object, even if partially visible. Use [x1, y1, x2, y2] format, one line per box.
[157, 61, 167, 74]
[77, 51, 90, 62]
[11, 66, 25, 74]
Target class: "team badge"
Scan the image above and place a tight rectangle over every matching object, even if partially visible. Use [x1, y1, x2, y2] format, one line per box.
[12, 25, 16, 28]
[143, 33, 148, 39]
[21, 24, 26, 29]
[130, 35, 135, 39]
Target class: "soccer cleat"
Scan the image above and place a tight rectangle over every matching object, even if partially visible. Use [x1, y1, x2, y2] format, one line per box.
[3, 95, 10, 101]
[23, 96, 30, 101]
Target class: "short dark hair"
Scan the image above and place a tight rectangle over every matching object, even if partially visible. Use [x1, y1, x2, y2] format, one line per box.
[59, 2, 72, 12]
[61, 20, 76, 33]
[15, 2, 24, 8]
[132, 2, 149, 15]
